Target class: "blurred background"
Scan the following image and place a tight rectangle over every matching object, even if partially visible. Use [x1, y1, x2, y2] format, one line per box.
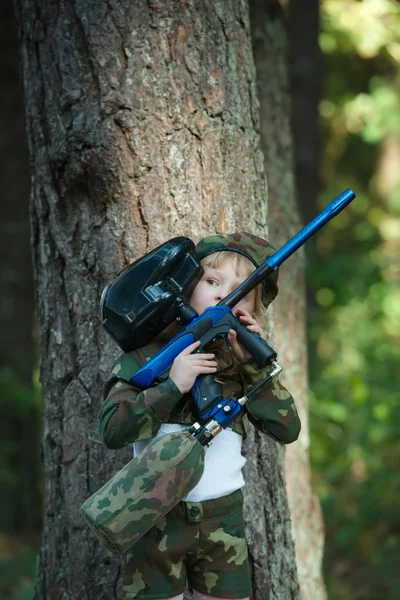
[309, 1, 400, 597]
[1, 1, 399, 598]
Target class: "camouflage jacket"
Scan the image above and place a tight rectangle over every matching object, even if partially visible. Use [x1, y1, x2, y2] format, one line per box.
[99, 331, 301, 449]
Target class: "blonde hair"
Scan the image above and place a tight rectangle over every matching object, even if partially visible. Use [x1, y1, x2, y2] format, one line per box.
[197, 251, 269, 374]
[162, 251, 270, 375]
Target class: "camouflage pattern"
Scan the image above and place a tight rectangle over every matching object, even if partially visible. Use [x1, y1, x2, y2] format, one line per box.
[99, 329, 246, 446]
[99, 329, 300, 450]
[89, 277, 300, 563]
[240, 359, 300, 443]
[123, 489, 252, 599]
[99, 343, 185, 449]
[81, 431, 205, 557]
[195, 231, 279, 307]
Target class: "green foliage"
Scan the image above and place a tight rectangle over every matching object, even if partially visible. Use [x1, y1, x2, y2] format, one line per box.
[309, 1, 400, 598]
[0, 369, 40, 598]
[0, 367, 41, 412]
[0, 536, 36, 600]
[0, 368, 41, 486]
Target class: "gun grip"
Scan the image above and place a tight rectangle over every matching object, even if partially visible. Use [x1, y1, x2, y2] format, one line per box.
[234, 319, 276, 367]
[192, 375, 224, 418]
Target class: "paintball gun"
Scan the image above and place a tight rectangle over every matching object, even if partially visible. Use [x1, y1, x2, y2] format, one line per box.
[82, 188, 357, 557]
[101, 188, 356, 446]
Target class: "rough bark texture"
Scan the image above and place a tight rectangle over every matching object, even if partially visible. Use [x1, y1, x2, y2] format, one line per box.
[250, 1, 326, 599]
[15, 0, 299, 597]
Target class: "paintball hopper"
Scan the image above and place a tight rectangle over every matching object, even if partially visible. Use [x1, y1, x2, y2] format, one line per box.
[100, 237, 203, 352]
[81, 431, 205, 556]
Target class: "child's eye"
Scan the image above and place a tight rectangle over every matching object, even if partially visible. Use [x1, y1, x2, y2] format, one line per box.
[206, 279, 218, 286]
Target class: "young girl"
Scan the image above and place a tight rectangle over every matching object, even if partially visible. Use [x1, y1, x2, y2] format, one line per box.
[99, 232, 301, 600]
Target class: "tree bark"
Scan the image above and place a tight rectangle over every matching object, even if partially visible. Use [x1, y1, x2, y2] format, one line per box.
[15, 0, 299, 597]
[250, 1, 326, 599]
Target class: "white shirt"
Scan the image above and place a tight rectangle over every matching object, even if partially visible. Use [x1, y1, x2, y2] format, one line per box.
[133, 423, 246, 502]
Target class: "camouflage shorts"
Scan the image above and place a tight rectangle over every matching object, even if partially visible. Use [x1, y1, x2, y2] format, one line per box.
[123, 489, 252, 599]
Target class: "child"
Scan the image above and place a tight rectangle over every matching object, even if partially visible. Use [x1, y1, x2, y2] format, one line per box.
[99, 232, 301, 600]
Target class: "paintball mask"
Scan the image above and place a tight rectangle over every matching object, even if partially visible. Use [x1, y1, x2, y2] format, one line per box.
[100, 237, 203, 351]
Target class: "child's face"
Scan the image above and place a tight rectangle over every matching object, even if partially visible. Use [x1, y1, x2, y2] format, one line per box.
[189, 259, 256, 315]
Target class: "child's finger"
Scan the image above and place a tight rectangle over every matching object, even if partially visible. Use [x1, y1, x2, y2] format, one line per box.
[228, 329, 240, 347]
[242, 313, 259, 326]
[247, 325, 261, 333]
[180, 340, 201, 355]
[228, 330, 247, 360]
[247, 325, 265, 338]
[239, 315, 256, 327]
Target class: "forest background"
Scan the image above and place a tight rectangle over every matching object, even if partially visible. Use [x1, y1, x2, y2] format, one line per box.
[0, 0, 399, 599]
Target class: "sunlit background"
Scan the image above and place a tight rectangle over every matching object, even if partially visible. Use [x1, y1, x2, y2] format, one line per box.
[309, 1, 400, 598]
[1, 1, 399, 599]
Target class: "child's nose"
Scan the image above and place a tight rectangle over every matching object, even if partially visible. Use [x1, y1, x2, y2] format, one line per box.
[215, 288, 229, 301]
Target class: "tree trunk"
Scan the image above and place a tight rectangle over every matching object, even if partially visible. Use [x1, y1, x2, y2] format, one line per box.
[15, 0, 299, 597]
[288, 0, 320, 224]
[288, 0, 321, 316]
[250, 1, 326, 599]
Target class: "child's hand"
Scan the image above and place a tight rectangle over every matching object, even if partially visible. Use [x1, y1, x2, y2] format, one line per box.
[228, 308, 266, 363]
[169, 340, 218, 394]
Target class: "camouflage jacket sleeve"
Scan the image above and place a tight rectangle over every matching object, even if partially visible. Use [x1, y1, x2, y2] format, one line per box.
[239, 359, 301, 444]
[99, 350, 183, 449]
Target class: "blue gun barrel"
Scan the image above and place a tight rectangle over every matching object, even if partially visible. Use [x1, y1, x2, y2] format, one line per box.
[219, 188, 356, 309]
